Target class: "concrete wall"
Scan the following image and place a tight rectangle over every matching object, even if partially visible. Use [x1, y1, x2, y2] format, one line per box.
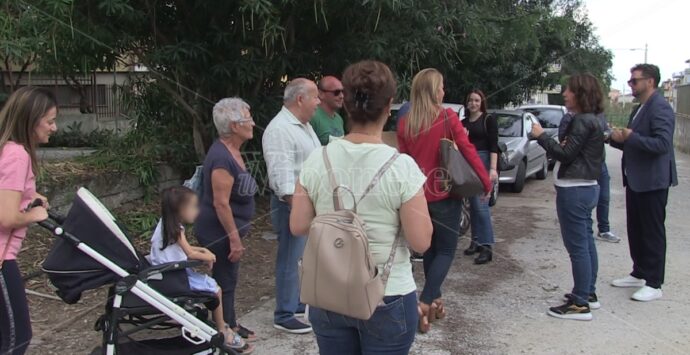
[59, 113, 131, 134]
[676, 85, 690, 153]
[675, 113, 690, 154]
[42, 164, 181, 216]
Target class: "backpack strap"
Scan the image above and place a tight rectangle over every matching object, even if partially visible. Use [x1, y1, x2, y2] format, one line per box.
[380, 229, 401, 288]
[322, 147, 342, 211]
[356, 152, 400, 207]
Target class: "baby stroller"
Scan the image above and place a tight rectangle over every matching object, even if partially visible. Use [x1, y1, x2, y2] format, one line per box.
[38, 187, 237, 355]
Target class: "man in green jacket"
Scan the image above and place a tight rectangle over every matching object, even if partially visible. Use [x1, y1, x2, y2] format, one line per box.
[311, 76, 345, 145]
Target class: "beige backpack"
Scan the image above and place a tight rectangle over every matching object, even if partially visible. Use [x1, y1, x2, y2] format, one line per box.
[299, 147, 401, 320]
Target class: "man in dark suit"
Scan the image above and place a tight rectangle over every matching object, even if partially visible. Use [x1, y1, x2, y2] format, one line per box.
[610, 64, 678, 302]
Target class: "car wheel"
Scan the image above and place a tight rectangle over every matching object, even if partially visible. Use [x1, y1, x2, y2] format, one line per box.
[511, 160, 527, 193]
[458, 198, 471, 237]
[488, 179, 499, 207]
[536, 160, 548, 180]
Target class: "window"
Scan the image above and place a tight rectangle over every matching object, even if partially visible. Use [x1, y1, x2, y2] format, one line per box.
[494, 113, 523, 137]
[522, 108, 564, 128]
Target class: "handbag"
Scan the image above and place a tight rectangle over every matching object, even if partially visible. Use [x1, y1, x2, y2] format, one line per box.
[483, 114, 514, 171]
[183, 165, 204, 196]
[440, 110, 485, 198]
[299, 148, 401, 320]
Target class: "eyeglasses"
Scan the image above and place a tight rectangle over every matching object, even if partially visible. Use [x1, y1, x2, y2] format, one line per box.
[235, 118, 254, 124]
[320, 89, 344, 96]
[627, 77, 649, 86]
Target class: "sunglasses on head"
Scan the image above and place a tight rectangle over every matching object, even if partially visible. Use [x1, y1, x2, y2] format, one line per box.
[627, 77, 649, 85]
[320, 89, 344, 96]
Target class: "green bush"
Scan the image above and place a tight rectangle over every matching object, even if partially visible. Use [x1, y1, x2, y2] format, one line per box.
[44, 121, 114, 148]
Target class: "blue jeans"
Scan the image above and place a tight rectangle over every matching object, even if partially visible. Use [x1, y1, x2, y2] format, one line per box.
[469, 150, 495, 246]
[556, 185, 599, 306]
[421, 198, 462, 304]
[271, 195, 307, 324]
[596, 162, 611, 233]
[309, 292, 418, 355]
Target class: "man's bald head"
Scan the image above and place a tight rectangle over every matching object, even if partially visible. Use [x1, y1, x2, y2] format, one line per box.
[317, 76, 344, 113]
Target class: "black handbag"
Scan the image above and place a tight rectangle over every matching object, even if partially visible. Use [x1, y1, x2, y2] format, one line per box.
[484, 114, 514, 171]
[439, 110, 484, 198]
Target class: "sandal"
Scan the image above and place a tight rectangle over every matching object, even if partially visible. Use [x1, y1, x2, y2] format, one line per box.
[432, 298, 446, 320]
[225, 332, 255, 354]
[417, 303, 431, 333]
[234, 324, 258, 342]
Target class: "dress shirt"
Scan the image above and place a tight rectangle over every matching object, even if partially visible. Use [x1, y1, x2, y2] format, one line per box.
[262, 106, 321, 198]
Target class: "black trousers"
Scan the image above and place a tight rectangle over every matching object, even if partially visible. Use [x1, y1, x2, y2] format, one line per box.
[625, 187, 668, 289]
[1, 260, 32, 355]
[205, 239, 240, 328]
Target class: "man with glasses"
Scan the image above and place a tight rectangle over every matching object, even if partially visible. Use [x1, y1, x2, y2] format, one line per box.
[310, 76, 345, 145]
[610, 64, 678, 302]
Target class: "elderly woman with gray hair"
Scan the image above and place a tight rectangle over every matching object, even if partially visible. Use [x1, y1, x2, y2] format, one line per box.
[194, 97, 259, 345]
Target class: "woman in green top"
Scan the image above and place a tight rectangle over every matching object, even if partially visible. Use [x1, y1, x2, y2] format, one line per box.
[291, 60, 433, 354]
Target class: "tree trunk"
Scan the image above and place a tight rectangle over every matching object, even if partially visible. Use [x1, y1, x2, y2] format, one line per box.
[192, 116, 206, 162]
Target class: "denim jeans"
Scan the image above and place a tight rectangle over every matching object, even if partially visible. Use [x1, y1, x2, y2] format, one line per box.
[596, 162, 611, 233]
[421, 198, 462, 304]
[469, 150, 495, 246]
[271, 195, 307, 324]
[556, 185, 599, 306]
[309, 292, 418, 355]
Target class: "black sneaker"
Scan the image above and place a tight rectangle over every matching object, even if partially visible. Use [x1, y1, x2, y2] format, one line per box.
[273, 318, 313, 334]
[563, 293, 601, 310]
[547, 301, 592, 321]
[410, 252, 424, 262]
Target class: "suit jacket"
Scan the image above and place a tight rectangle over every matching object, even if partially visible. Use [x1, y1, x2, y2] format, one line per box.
[610, 91, 678, 192]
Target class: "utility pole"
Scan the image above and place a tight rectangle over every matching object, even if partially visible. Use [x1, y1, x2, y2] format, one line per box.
[644, 43, 648, 63]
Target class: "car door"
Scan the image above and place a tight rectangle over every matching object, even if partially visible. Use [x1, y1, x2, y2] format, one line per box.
[524, 113, 543, 174]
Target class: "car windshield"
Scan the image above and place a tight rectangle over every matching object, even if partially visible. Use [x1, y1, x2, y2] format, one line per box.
[494, 113, 523, 137]
[522, 108, 563, 128]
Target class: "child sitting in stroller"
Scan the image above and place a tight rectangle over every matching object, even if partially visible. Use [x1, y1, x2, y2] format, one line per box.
[150, 186, 254, 354]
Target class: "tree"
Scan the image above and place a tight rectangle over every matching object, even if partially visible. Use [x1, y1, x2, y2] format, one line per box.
[25, 0, 611, 161]
[0, 0, 56, 94]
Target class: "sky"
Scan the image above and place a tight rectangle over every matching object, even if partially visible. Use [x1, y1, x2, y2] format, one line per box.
[583, 0, 690, 93]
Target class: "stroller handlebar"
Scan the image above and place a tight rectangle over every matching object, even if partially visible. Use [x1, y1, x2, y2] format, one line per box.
[27, 198, 67, 225]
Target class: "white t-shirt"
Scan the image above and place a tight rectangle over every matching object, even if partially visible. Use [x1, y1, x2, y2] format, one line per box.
[299, 139, 426, 296]
[149, 220, 187, 265]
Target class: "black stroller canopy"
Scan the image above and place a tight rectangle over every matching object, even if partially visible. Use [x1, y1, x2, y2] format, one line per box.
[43, 188, 143, 303]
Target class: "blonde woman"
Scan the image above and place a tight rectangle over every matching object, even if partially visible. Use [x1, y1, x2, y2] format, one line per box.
[397, 69, 491, 332]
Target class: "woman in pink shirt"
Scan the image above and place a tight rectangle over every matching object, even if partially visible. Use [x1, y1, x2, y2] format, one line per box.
[0, 87, 57, 355]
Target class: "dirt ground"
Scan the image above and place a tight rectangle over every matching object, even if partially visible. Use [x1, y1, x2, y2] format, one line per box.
[20, 146, 690, 354]
[22, 195, 277, 354]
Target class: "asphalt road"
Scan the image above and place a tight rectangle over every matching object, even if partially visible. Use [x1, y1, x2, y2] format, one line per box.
[238, 145, 690, 355]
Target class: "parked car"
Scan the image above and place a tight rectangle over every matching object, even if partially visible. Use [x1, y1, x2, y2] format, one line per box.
[489, 109, 548, 193]
[518, 104, 567, 168]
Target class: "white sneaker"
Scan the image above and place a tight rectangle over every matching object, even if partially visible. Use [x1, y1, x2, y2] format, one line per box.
[632, 286, 663, 302]
[611, 275, 645, 288]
